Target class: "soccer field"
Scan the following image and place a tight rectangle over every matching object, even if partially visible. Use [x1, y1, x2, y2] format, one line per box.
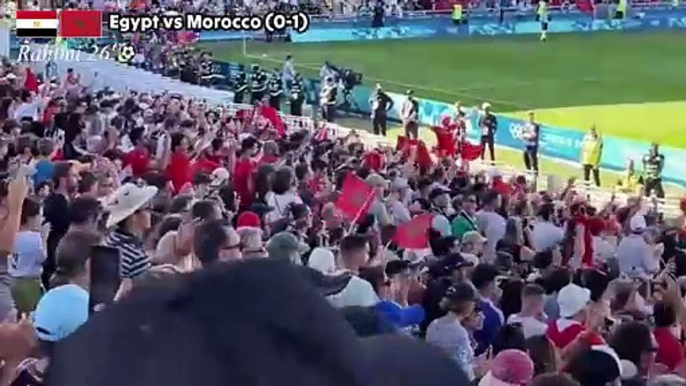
[202, 31, 686, 148]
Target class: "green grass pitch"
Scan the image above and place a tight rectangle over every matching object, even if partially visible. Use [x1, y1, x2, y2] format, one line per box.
[200, 31, 686, 194]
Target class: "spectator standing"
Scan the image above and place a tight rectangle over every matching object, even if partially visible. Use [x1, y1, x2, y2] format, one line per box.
[472, 263, 504, 355]
[643, 142, 665, 198]
[531, 203, 564, 253]
[479, 102, 497, 162]
[426, 282, 484, 381]
[580, 126, 603, 187]
[476, 190, 505, 262]
[43, 161, 76, 288]
[328, 235, 379, 308]
[522, 110, 540, 175]
[507, 284, 548, 339]
[104, 183, 157, 281]
[451, 193, 478, 239]
[616, 214, 660, 279]
[9, 197, 46, 316]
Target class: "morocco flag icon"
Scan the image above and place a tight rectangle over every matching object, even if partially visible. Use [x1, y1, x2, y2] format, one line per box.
[60, 10, 103, 38]
[15, 10, 58, 38]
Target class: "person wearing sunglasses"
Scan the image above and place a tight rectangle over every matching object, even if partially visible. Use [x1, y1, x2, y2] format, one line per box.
[193, 219, 242, 266]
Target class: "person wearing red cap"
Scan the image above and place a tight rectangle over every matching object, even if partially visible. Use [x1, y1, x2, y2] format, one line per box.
[235, 211, 267, 259]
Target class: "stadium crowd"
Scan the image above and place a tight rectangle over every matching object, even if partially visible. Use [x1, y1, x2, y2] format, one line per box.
[2, 26, 686, 386]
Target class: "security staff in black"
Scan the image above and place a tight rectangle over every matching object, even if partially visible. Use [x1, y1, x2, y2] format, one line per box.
[368, 84, 394, 136]
[522, 111, 540, 174]
[250, 65, 268, 104]
[268, 71, 283, 110]
[479, 102, 497, 162]
[233, 70, 248, 104]
[290, 74, 305, 116]
[642, 143, 665, 198]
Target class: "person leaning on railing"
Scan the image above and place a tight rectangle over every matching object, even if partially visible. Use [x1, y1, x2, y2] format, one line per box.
[614, 159, 644, 196]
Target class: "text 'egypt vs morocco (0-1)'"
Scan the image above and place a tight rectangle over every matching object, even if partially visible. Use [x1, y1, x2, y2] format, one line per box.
[106, 12, 310, 33]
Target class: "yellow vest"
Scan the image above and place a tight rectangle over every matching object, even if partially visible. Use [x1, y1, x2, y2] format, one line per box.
[616, 173, 642, 194]
[618, 0, 627, 13]
[452, 4, 463, 21]
[581, 135, 602, 166]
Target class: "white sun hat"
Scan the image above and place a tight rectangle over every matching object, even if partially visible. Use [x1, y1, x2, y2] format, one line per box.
[104, 183, 158, 228]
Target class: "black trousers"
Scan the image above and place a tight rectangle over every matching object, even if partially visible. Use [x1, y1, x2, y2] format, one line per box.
[269, 97, 280, 110]
[372, 114, 387, 136]
[233, 92, 244, 104]
[322, 104, 336, 123]
[480, 135, 495, 161]
[583, 164, 601, 187]
[290, 100, 303, 116]
[251, 91, 264, 104]
[644, 177, 665, 198]
[523, 146, 539, 174]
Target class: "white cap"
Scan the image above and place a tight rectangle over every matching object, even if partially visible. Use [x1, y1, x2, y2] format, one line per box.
[482, 102, 491, 110]
[630, 214, 647, 233]
[557, 283, 591, 318]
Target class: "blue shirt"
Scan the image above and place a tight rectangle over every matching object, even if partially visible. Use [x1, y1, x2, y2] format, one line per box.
[473, 297, 504, 355]
[33, 159, 55, 186]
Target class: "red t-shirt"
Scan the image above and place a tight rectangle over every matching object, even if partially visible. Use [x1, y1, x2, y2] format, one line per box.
[654, 327, 684, 371]
[547, 319, 604, 350]
[125, 147, 151, 178]
[234, 158, 255, 207]
[166, 152, 192, 194]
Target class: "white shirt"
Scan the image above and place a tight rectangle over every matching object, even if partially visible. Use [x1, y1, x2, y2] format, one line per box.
[616, 234, 660, 279]
[9, 231, 45, 278]
[327, 276, 379, 308]
[507, 314, 548, 338]
[13, 101, 40, 121]
[265, 192, 303, 224]
[282, 60, 295, 81]
[593, 236, 616, 263]
[531, 221, 564, 252]
[475, 210, 506, 262]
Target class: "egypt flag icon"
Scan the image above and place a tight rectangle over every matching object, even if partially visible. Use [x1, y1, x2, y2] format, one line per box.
[15, 10, 58, 38]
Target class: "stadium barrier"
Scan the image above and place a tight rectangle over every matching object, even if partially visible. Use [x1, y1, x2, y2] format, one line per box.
[26, 49, 681, 215]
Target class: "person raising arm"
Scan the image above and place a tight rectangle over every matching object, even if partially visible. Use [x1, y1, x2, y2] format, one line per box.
[0, 173, 29, 323]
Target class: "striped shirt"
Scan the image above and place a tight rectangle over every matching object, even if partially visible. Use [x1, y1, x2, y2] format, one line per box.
[105, 229, 151, 279]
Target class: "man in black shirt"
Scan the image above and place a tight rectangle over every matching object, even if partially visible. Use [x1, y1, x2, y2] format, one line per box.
[289, 74, 305, 116]
[250, 65, 268, 104]
[369, 84, 393, 136]
[642, 143, 665, 198]
[268, 71, 283, 111]
[43, 162, 77, 288]
[233, 69, 248, 104]
[478, 102, 497, 162]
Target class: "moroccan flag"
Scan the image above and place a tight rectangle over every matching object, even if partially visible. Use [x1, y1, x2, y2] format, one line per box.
[59, 10, 103, 38]
[364, 151, 383, 172]
[24, 68, 38, 94]
[394, 213, 435, 249]
[416, 141, 434, 169]
[259, 106, 285, 137]
[461, 141, 483, 161]
[335, 173, 375, 221]
[431, 126, 457, 156]
[16, 10, 58, 38]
